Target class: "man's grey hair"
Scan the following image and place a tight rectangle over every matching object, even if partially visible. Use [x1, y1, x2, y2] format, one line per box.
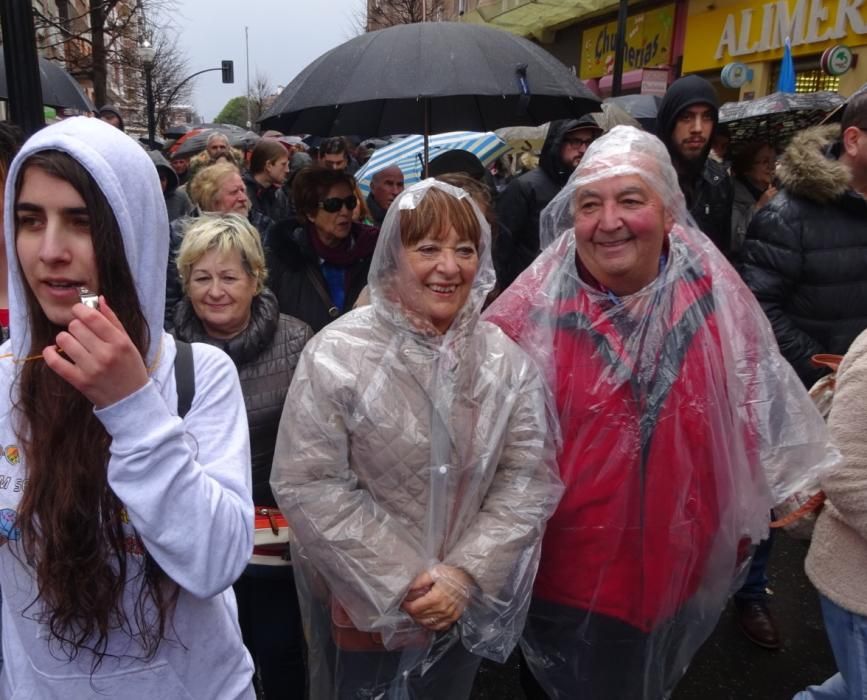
[206, 131, 230, 147]
[371, 164, 404, 186]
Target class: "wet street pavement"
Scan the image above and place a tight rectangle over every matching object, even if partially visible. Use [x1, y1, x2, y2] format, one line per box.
[471, 533, 837, 699]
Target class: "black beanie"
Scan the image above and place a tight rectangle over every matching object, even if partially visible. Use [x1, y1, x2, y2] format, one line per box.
[428, 150, 486, 181]
[655, 75, 719, 145]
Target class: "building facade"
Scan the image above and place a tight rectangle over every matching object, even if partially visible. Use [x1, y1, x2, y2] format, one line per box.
[32, 0, 144, 121]
[434, 0, 866, 98]
[683, 0, 867, 98]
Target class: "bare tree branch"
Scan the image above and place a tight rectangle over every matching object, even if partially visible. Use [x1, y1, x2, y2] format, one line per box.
[150, 30, 194, 132]
[34, 0, 178, 108]
[248, 71, 273, 126]
[366, 0, 445, 31]
[346, 0, 369, 37]
[345, 0, 446, 36]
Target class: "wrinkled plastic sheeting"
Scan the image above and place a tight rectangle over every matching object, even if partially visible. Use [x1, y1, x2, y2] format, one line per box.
[271, 179, 564, 698]
[483, 126, 839, 698]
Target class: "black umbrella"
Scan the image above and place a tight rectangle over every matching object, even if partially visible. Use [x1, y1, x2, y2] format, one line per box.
[0, 55, 95, 112]
[604, 94, 662, 132]
[719, 91, 844, 147]
[260, 21, 600, 163]
[198, 122, 248, 132]
[164, 123, 193, 139]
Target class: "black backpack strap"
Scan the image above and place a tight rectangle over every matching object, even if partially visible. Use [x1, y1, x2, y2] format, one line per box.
[173, 340, 196, 419]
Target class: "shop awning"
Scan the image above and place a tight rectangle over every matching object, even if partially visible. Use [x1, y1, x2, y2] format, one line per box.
[463, 0, 619, 42]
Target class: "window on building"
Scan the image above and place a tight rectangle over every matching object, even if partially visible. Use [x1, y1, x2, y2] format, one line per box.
[768, 57, 841, 93]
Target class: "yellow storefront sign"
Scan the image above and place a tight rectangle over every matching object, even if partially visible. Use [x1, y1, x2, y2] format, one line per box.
[683, 0, 867, 72]
[580, 5, 675, 79]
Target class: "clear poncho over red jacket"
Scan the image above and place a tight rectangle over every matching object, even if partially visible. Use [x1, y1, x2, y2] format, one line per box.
[483, 125, 838, 698]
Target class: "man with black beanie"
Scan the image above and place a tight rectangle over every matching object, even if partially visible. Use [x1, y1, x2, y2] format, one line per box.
[656, 75, 733, 255]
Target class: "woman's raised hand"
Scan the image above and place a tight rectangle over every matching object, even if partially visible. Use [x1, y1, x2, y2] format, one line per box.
[43, 296, 150, 409]
[401, 565, 474, 632]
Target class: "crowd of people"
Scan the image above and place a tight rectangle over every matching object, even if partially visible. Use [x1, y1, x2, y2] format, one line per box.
[0, 73, 864, 700]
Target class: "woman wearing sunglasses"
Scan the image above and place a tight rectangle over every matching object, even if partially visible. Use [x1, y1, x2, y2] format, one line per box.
[270, 180, 562, 699]
[267, 167, 378, 332]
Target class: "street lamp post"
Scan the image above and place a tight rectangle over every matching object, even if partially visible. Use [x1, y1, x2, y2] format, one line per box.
[611, 0, 629, 97]
[138, 40, 157, 148]
[0, 0, 45, 135]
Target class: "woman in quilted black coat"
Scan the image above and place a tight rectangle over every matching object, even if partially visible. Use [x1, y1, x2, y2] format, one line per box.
[171, 213, 312, 699]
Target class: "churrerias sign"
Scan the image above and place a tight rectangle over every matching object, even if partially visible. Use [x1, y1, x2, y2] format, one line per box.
[580, 5, 675, 79]
[682, 0, 867, 72]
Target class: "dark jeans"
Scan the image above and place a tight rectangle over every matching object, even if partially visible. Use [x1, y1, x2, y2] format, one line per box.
[735, 529, 775, 603]
[520, 598, 696, 700]
[233, 565, 306, 700]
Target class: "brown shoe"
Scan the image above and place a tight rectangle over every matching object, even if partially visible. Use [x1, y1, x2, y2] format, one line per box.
[735, 600, 782, 650]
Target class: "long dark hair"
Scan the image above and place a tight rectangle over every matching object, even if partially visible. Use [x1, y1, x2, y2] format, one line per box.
[12, 150, 177, 668]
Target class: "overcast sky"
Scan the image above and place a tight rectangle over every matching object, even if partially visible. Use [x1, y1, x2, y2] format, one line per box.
[168, 0, 364, 122]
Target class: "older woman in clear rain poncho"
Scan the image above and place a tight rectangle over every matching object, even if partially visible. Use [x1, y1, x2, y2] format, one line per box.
[483, 126, 839, 699]
[270, 180, 563, 699]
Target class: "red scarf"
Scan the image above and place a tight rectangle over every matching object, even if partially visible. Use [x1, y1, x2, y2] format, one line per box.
[307, 223, 379, 266]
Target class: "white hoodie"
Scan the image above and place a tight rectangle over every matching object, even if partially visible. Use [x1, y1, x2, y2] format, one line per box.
[0, 117, 255, 699]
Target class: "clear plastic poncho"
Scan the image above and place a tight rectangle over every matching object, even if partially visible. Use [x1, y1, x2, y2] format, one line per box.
[270, 180, 563, 699]
[483, 126, 839, 699]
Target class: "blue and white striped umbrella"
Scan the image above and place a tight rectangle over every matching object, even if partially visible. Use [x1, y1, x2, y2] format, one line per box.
[355, 131, 511, 196]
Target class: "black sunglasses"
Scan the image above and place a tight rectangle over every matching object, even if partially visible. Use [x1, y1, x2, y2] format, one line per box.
[319, 195, 357, 213]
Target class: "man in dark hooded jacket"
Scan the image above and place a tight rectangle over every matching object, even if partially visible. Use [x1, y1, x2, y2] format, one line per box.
[495, 116, 602, 287]
[98, 105, 125, 132]
[148, 150, 193, 223]
[656, 75, 733, 255]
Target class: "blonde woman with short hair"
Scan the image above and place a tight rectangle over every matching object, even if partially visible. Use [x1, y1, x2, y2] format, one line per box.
[172, 213, 313, 699]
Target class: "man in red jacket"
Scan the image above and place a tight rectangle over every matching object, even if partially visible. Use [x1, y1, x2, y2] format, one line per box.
[484, 126, 835, 700]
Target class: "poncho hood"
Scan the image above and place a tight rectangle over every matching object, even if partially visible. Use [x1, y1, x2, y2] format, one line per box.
[368, 178, 496, 344]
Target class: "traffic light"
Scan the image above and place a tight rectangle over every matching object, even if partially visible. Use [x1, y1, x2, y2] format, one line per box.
[221, 60, 234, 84]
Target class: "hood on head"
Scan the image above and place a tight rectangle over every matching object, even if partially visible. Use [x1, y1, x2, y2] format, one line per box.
[539, 119, 580, 183]
[776, 124, 849, 203]
[147, 150, 180, 193]
[538, 115, 602, 185]
[656, 75, 719, 164]
[291, 151, 313, 170]
[3, 117, 168, 364]
[368, 179, 495, 340]
[428, 150, 486, 181]
[98, 104, 125, 132]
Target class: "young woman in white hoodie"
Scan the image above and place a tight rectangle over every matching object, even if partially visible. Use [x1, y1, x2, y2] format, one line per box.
[0, 117, 255, 699]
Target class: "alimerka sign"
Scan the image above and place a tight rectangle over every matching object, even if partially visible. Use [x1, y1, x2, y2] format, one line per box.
[683, 0, 867, 72]
[581, 5, 675, 79]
